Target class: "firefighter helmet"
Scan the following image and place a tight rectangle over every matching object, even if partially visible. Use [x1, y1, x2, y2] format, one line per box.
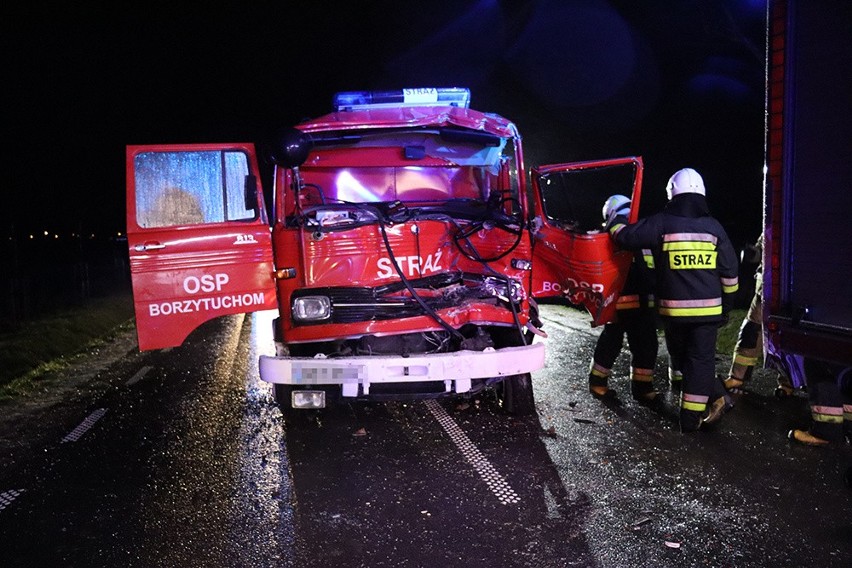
[602, 194, 631, 222]
[666, 167, 706, 200]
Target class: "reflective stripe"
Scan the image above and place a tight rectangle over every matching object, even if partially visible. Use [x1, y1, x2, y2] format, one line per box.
[812, 405, 844, 424]
[617, 294, 641, 310]
[660, 305, 723, 317]
[722, 282, 739, 294]
[734, 354, 758, 366]
[721, 276, 739, 286]
[659, 298, 723, 317]
[662, 241, 717, 251]
[642, 249, 655, 268]
[663, 232, 718, 244]
[682, 392, 708, 411]
[631, 367, 654, 383]
[661, 298, 723, 308]
[669, 368, 683, 382]
[812, 412, 844, 424]
[590, 363, 610, 378]
[610, 223, 626, 237]
[844, 405, 852, 421]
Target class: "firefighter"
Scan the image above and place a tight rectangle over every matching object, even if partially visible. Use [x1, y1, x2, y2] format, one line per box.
[724, 234, 794, 397]
[605, 167, 739, 432]
[588, 195, 659, 406]
[788, 359, 851, 446]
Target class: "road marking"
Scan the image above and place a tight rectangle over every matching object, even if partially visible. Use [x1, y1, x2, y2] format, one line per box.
[126, 365, 153, 386]
[0, 489, 25, 512]
[425, 399, 520, 505]
[61, 408, 108, 443]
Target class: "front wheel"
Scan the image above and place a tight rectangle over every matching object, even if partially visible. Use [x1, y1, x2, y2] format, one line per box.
[499, 373, 536, 416]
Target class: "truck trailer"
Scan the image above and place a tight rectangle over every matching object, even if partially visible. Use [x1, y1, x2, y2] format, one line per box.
[126, 87, 644, 414]
[763, 2, 852, 397]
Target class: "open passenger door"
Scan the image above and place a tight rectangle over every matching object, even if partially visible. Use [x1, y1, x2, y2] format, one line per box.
[529, 157, 643, 326]
[126, 144, 277, 350]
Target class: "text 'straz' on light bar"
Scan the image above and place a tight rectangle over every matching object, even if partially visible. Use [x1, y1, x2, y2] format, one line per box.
[333, 88, 471, 111]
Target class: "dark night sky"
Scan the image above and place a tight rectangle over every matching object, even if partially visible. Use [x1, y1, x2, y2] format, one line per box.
[3, 0, 767, 248]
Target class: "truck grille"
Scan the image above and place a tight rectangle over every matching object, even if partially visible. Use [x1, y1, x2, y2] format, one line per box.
[291, 272, 511, 325]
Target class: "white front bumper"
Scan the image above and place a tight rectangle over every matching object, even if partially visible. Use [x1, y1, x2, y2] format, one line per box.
[259, 343, 545, 397]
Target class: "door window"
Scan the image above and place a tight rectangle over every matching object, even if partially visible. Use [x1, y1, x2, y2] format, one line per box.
[538, 163, 637, 233]
[134, 150, 255, 228]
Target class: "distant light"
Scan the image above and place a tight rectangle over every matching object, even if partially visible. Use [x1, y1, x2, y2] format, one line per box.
[117, 231, 123, 237]
[43, 230, 48, 236]
[54, 234, 59, 239]
[29, 234, 34, 239]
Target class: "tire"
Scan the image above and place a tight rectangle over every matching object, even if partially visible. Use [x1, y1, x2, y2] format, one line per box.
[500, 373, 536, 416]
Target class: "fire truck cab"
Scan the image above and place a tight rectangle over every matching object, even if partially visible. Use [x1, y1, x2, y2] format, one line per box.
[126, 87, 643, 415]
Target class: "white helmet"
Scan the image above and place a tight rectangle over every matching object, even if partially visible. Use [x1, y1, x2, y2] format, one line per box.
[666, 167, 706, 200]
[602, 194, 631, 221]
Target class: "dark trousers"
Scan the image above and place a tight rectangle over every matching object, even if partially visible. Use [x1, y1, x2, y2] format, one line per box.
[803, 358, 848, 442]
[664, 320, 725, 418]
[592, 308, 658, 372]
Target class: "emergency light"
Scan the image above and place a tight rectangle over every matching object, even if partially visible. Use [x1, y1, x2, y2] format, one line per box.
[333, 88, 471, 111]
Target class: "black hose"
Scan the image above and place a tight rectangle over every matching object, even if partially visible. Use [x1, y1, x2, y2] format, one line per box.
[377, 222, 465, 342]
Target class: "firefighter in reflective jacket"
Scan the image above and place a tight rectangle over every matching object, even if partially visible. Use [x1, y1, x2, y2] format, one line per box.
[789, 359, 852, 446]
[605, 168, 739, 432]
[589, 195, 659, 405]
[724, 234, 795, 398]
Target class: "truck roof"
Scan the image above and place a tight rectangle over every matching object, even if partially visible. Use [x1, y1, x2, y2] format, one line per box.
[296, 105, 519, 139]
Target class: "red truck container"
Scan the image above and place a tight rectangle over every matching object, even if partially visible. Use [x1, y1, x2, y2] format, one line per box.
[763, 2, 852, 390]
[126, 88, 644, 414]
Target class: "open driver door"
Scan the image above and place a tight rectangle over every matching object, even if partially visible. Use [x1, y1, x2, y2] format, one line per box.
[126, 144, 277, 350]
[529, 156, 643, 326]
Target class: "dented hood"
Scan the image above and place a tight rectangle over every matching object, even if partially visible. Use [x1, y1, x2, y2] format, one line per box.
[297, 106, 519, 139]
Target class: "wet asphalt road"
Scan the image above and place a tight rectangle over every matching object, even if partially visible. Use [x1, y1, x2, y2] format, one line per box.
[0, 305, 850, 567]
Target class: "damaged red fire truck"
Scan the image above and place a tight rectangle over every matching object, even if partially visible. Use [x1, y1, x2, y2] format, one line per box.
[126, 88, 643, 415]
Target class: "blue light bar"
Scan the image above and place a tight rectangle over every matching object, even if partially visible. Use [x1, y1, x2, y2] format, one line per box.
[333, 88, 471, 111]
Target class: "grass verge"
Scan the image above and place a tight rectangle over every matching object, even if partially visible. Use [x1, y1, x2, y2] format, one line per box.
[0, 293, 135, 400]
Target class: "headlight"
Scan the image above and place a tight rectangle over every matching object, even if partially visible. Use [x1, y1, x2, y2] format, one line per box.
[292, 296, 331, 321]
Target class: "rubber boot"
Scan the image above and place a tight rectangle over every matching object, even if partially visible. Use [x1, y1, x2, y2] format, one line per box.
[589, 374, 619, 403]
[788, 429, 830, 447]
[680, 409, 703, 433]
[631, 381, 659, 406]
[702, 395, 733, 427]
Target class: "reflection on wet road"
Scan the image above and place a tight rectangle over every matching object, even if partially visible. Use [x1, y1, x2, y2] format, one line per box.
[0, 305, 849, 567]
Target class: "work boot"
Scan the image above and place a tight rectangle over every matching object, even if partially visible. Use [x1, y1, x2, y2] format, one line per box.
[724, 376, 745, 394]
[631, 381, 660, 406]
[788, 429, 830, 447]
[701, 395, 732, 427]
[589, 374, 619, 402]
[774, 382, 795, 398]
[679, 410, 702, 433]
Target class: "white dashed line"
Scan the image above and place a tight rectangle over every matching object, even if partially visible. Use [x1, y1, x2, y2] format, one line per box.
[425, 399, 520, 505]
[61, 408, 108, 443]
[0, 489, 25, 512]
[126, 365, 153, 386]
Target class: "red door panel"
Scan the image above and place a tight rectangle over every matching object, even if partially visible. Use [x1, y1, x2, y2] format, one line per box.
[529, 157, 643, 326]
[126, 144, 277, 350]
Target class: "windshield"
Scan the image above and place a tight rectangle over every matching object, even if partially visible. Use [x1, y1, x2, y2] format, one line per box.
[291, 129, 521, 212]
